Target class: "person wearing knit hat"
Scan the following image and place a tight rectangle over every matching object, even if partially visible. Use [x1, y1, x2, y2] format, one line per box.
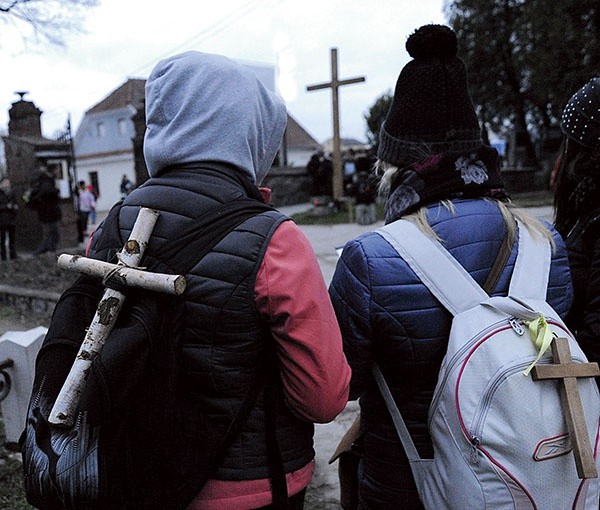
[553, 77, 600, 379]
[329, 24, 572, 509]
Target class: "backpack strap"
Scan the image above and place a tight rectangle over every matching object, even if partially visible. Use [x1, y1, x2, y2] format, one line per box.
[482, 232, 513, 294]
[151, 197, 275, 275]
[507, 221, 551, 301]
[377, 218, 552, 315]
[372, 363, 422, 462]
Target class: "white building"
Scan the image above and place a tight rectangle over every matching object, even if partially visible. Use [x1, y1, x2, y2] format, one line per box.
[73, 78, 145, 212]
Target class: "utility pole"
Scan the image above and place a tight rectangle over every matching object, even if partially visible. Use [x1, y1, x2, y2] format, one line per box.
[307, 48, 365, 201]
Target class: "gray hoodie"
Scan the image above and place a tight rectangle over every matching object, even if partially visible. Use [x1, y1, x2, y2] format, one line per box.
[143, 51, 287, 184]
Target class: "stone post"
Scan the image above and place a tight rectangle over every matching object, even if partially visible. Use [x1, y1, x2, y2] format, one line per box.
[0, 326, 47, 444]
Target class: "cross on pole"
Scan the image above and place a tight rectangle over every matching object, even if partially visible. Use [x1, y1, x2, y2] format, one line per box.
[531, 337, 600, 479]
[307, 48, 365, 201]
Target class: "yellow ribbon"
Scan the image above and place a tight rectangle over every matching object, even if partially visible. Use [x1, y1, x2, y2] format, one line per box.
[522, 315, 555, 376]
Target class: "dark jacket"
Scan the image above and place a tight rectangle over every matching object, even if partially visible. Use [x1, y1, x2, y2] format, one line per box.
[329, 198, 573, 509]
[30, 172, 61, 223]
[126, 52, 349, 507]
[89, 167, 315, 480]
[0, 189, 18, 227]
[564, 207, 600, 367]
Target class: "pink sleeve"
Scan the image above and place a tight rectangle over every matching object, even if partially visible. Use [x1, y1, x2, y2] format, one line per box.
[255, 220, 351, 423]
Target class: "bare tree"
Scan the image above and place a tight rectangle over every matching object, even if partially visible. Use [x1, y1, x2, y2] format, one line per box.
[0, 0, 100, 47]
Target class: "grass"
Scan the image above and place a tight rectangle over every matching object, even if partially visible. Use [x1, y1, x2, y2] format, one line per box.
[293, 201, 385, 225]
[0, 416, 31, 510]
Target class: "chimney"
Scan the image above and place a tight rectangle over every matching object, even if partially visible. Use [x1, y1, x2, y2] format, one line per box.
[8, 91, 43, 137]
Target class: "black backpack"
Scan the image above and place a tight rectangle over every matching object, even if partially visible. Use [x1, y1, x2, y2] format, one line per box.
[20, 193, 281, 510]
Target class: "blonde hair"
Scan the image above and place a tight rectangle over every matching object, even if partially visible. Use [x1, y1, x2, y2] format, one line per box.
[374, 160, 397, 197]
[406, 199, 555, 252]
[376, 160, 555, 251]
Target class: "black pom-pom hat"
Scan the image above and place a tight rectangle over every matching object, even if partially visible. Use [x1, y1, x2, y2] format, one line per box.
[561, 77, 600, 149]
[378, 24, 482, 167]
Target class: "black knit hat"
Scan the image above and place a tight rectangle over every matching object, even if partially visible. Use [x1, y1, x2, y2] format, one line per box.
[561, 77, 600, 149]
[378, 24, 482, 167]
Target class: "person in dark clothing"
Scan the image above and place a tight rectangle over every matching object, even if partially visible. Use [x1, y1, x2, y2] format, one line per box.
[120, 174, 133, 197]
[352, 170, 377, 225]
[30, 166, 62, 255]
[0, 178, 18, 260]
[329, 24, 572, 510]
[86, 51, 351, 509]
[318, 154, 334, 197]
[553, 77, 600, 370]
[306, 152, 322, 196]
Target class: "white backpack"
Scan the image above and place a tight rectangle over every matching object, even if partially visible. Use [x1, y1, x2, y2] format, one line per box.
[375, 219, 600, 510]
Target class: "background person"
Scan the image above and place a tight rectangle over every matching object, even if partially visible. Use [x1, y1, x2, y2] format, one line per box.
[351, 169, 377, 225]
[0, 177, 18, 260]
[29, 165, 62, 255]
[553, 77, 600, 370]
[75, 180, 96, 245]
[87, 184, 98, 224]
[329, 24, 572, 509]
[120, 174, 133, 197]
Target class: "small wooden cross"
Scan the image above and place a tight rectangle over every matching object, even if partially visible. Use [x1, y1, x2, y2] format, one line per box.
[531, 337, 600, 479]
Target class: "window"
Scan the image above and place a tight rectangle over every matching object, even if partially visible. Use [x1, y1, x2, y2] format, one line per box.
[118, 118, 128, 136]
[89, 171, 99, 196]
[97, 122, 106, 137]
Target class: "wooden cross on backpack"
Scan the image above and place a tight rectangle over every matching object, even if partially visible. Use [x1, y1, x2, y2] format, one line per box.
[531, 337, 600, 479]
[48, 207, 186, 428]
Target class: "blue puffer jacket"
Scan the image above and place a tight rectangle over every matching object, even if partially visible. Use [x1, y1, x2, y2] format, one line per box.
[329, 198, 573, 509]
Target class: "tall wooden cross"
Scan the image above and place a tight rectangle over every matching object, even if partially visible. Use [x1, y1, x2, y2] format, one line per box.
[306, 48, 365, 201]
[531, 337, 600, 479]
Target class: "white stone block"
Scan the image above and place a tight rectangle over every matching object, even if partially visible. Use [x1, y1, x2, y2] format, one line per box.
[0, 326, 47, 444]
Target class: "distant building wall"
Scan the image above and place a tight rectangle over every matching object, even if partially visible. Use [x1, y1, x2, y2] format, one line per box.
[263, 166, 311, 207]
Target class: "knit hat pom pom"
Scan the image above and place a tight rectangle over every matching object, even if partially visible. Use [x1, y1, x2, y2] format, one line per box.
[406, 24, 458, 60]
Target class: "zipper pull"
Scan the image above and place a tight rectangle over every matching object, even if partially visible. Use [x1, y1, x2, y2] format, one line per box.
[509, 317, 525, 336]
[470, 436, 480, 463]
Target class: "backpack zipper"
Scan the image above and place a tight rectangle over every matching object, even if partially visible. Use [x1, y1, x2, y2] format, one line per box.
[430, 316, 574, 430]
[464, 355, 586, 462]
[464, 359, 534, 463]
[509, 317, 525, 335]
[428, 317, 509, 425]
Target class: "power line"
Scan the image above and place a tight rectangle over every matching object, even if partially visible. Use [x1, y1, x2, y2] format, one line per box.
[127, 0, 279, 76]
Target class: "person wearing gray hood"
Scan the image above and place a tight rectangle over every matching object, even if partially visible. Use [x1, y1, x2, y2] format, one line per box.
[87, 51, 351, 509]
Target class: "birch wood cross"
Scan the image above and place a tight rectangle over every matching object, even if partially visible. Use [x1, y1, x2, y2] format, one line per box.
[531, 337, 600, 479]
[48, 207, 186, 427]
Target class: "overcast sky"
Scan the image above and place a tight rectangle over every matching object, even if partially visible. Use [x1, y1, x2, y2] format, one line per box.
[0, 0, 446, 144]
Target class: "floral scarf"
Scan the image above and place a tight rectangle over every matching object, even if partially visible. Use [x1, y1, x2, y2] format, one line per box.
[385, 146, 508, 224]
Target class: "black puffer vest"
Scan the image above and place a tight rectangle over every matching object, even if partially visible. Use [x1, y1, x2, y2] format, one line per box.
[91, 165, 314, 480]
